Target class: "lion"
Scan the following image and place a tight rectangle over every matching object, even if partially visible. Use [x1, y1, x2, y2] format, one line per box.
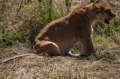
[1, 0, 116, 63]
[33, 0, 115, 57]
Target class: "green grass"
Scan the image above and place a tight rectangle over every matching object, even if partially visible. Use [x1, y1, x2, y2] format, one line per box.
[0, 0, 120, 78]
[0, 0, 66, 47]
[0, 0, 120, 47]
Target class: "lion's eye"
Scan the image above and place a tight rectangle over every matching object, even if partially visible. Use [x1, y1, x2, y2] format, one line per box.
[106, 9, 111, 13]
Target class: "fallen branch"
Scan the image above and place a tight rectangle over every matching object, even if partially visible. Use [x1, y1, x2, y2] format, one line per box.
[1, 54, 36, 63]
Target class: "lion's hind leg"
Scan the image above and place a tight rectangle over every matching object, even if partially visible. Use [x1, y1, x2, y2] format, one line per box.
[33, 40, 62, 56]
[67, 51, 80, 57]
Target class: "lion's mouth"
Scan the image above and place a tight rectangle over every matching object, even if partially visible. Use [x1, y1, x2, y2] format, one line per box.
[104, 19, 111, 24]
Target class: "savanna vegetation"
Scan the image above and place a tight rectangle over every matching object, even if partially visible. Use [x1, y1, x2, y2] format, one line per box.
[0, 0, 120, 79]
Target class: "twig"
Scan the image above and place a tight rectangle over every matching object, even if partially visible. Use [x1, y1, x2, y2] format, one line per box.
[1, 54, 35, 63]
[15, 0, 24, 17]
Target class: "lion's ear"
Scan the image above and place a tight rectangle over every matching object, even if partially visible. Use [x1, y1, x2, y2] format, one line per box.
[93, 4, 100, 13]
[94, 0, 100, 4]
[93, 0, 101, 13]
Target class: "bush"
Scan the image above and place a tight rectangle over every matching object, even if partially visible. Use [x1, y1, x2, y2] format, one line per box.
[0, 0, 67, 47]
[0, 0, 120, 48]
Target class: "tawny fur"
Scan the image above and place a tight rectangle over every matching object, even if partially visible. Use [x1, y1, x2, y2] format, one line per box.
[1, 1, 116, 63]
[33, 1, 115, 57]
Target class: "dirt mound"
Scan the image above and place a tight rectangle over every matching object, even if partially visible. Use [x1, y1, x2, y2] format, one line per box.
[0, 45, 120, 79]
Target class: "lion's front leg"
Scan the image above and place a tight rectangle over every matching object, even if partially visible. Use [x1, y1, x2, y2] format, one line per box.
[80, 36, 95, 57]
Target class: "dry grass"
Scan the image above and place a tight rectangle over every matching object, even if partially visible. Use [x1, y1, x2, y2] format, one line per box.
[0, 0, 120, 79]
[0, 41, 120, 79]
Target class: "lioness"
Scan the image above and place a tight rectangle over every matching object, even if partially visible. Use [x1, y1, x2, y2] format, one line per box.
[33, 1, 115, 57]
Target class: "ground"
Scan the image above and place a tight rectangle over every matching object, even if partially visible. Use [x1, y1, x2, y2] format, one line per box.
[0, 0, 120, 79]
[0, 41, 120, 79]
